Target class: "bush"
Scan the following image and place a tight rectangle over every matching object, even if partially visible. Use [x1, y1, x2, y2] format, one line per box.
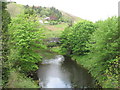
[49, 20, 58, 25]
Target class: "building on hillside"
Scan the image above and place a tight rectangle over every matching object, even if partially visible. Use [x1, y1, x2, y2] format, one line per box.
[39, 20, 44, 24]
[49, 16, 57, 20]
[44, 17, 50, 20]
[44, 16, 58, 21]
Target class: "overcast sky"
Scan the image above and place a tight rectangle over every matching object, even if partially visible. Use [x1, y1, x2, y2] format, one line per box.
[8, 0, 119, 22]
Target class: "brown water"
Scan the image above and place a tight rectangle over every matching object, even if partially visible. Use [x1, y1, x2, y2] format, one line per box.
[37, 55, 96, 88]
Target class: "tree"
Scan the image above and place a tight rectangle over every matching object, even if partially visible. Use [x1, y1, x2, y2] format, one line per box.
[61, 20, 96, 55]
[24, 7, 35, 15]
[8, 14, 45, 74]
[49, 7, 62, 20]
[86, 16, 119, 88]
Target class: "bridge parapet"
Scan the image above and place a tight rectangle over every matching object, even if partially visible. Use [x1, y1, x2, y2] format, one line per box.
[43, 38, 61, 43]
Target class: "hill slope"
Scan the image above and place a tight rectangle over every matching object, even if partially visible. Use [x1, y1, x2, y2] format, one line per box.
[61, 11, 83, 23]
[7, 2, 24, 17]
[7, 2, 83, 38]
[7, 2, 82, 23]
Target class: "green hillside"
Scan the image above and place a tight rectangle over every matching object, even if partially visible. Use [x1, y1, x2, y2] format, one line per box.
[61, 11, 83, 23]
[7, 2, 83, 38]
[7, 2, 24, 17]
[7, 2, 82, 23]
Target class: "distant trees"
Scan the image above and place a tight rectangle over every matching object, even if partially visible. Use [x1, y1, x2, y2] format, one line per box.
[24, 5, 29, 9]
[24, 8, 35, 15]
[25, 5, 62, 20]
[24, 5, 72, 24]
[49, 7, 62, 20]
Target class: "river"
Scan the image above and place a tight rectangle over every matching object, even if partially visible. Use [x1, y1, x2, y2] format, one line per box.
[37, 55, 96, 88]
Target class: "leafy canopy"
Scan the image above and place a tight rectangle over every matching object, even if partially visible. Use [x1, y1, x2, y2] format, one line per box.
[8, 14, 45, 73]
[61, 20, 96, 55]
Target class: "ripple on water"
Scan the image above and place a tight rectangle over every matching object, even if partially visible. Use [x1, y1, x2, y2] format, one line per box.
[42, 55, 64, 65]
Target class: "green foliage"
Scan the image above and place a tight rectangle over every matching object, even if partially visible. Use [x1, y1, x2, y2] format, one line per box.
[61, 16, 119, 88]
[24, 8, 35, 15]
[1, 1, 11, 60]
[88, 17, 119, 59]
[50, 47, 61, 54]
[86, 16, 119, 88]
[25, 6, 62, 21]
[61, 20, 96, 55]
[103, 57, 119, 88]
[49, 7, 62, 20]
[1, 1, 11, 86]
[46, 42, 57, 47]
[7, 70, 39, 88]
[49, 20, 58, 25]
[8, 14, 45, 73]
[24, 5, 74, 24]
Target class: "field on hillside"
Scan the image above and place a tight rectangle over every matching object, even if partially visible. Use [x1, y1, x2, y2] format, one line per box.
[43, 23, 68, 38]
[7, 3, 24, 17]
[61, 11, 83, 23]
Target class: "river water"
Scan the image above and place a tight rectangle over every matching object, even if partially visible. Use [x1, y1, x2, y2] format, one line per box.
[37, 55, 96, 88]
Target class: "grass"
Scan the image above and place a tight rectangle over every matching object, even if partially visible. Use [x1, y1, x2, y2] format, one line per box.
[61, 11, 83, 23]
[44, 29, 62, 38]
[7, 3, 24, 18]
[45, 23, 67, 30]
[53, 23, 68, 28]
[72, 55, 119, 88]
[43, 23, 68, 38]
[6, 70, 39, 88]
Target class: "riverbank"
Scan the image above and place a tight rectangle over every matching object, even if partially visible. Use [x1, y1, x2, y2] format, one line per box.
[62, 55, 101, 88]
[5, 48, 57, 88]
[70, 55, 119, 88]
[6, 70, 39, 88]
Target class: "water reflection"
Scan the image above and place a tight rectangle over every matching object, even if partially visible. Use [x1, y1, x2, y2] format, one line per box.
[37, 55, 95, 88]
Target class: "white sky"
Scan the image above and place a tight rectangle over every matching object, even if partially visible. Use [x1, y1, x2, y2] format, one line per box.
[8, 0, 119, 22]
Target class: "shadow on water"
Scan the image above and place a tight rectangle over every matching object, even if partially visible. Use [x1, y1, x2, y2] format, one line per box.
[37, 55, 97, 88]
